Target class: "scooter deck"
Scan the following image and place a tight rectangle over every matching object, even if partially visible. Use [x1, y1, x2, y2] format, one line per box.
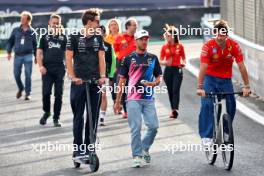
[72, 155, 90, 164]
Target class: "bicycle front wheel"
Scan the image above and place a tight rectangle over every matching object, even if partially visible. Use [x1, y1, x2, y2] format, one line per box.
[205, 143, 217, 165]
[205, 127, 217, 165]
[221, 113, 234, 171]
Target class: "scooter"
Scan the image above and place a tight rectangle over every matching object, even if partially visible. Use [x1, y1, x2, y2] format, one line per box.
[72, 80, 101, 172]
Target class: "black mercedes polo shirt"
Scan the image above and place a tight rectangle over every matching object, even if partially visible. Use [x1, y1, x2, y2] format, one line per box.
[38, 33, 67, 68]
[66, 33, 105, 80]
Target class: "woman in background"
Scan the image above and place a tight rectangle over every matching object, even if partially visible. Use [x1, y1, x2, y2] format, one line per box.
[105, 18, 121, 45]
[99, 19, 121, 123]
[160, 24, 186, 119]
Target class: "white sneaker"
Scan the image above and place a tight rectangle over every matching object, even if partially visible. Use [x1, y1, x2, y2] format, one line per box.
[201, 138, 213, 147]
[132, 156, 142, 168]
[223, 132, 229, 142]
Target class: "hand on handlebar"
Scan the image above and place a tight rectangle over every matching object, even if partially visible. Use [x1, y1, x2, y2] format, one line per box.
[197, 88, 206, 97]
[72, 77, 83, 85]
[242, 87, 251, 97]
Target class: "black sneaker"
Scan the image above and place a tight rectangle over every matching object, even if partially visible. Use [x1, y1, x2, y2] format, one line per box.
[16, 90, 23, 99]
[99, 118, 105, 126]
[25, 95, 31, 101]
[39, 112, 51, 125]
[53, 119, 62, 127]
[172, 110, 178, 119]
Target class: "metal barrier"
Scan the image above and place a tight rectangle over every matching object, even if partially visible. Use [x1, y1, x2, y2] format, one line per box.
[220, 0, 264, 46]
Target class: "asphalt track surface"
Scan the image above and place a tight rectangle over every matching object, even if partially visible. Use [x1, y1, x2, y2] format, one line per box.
[0, 41, 263, 176]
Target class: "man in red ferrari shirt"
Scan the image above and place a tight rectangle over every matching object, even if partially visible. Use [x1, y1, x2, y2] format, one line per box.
[113, 18, 137, 118]
[114, 18, 137, 62]
[196, 20, 251, 146]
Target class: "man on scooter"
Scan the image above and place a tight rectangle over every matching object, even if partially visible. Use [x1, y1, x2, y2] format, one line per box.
[66, 8, 106, 158]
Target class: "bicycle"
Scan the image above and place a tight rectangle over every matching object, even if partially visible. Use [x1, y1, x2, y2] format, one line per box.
[204, 91, 243, 171]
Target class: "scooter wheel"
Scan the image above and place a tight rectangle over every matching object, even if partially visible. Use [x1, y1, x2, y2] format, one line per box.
[90, 153, 99, 172]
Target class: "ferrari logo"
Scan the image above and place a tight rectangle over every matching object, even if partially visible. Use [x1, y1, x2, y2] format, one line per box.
[213, 54, 219, 59]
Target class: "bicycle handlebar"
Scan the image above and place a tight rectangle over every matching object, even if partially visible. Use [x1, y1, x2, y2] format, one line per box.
[70, 78, 100, 84]
[205, 92, 243, 97]
[82, 80, 99, 83]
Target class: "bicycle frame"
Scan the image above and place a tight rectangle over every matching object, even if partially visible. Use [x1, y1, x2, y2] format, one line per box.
[212, 95, 226, 145]
[208, 91, 242, 145]
[205, 91, 243, 170]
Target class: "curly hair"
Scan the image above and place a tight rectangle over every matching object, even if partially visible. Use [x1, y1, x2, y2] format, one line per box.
[81, 8, 102, 26]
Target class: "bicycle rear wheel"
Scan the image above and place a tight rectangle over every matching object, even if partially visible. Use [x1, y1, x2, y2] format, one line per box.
[221, 114, 234, 171]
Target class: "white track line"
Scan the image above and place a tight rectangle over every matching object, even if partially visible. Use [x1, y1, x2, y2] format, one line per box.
[185, 60, 264, 126]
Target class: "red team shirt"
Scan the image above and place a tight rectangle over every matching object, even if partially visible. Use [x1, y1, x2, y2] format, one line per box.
[113, 33, 136, 61]
[200, 38, 244, 78]
[160, 43, 186, 67]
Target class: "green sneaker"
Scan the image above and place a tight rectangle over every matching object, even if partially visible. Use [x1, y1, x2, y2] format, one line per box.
[132, 156, 142, 168]
[143, 150, 151, 164]
[39, 112, 51, 125]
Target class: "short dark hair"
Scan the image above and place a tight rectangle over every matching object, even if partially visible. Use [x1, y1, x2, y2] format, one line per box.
[81, 8, 102, 26]
[50, 13, 61, 21]
[213, 20, 229, 34]
[125, 18, 137, 30]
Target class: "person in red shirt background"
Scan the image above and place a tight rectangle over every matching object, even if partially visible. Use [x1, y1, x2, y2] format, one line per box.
[160, 24, 186, 119]
[197, 20, 251, 146]
[113, 18, 137, 118]
[113, 18, 137, 63]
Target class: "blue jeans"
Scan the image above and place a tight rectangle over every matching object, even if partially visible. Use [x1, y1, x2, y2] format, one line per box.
[13, 54, 33, 96]
[127, 100, 159, 157]
[199, 75, 236, 138]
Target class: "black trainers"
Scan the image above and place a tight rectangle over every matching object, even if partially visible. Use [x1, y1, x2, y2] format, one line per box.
[172, 110, 178, 119]
[25, 95, 31, 101]
[39, 112, 51, 125]
[16, 90, 23, 99]
[53, 119, 62, 127]
[99, 118, 105, 126]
